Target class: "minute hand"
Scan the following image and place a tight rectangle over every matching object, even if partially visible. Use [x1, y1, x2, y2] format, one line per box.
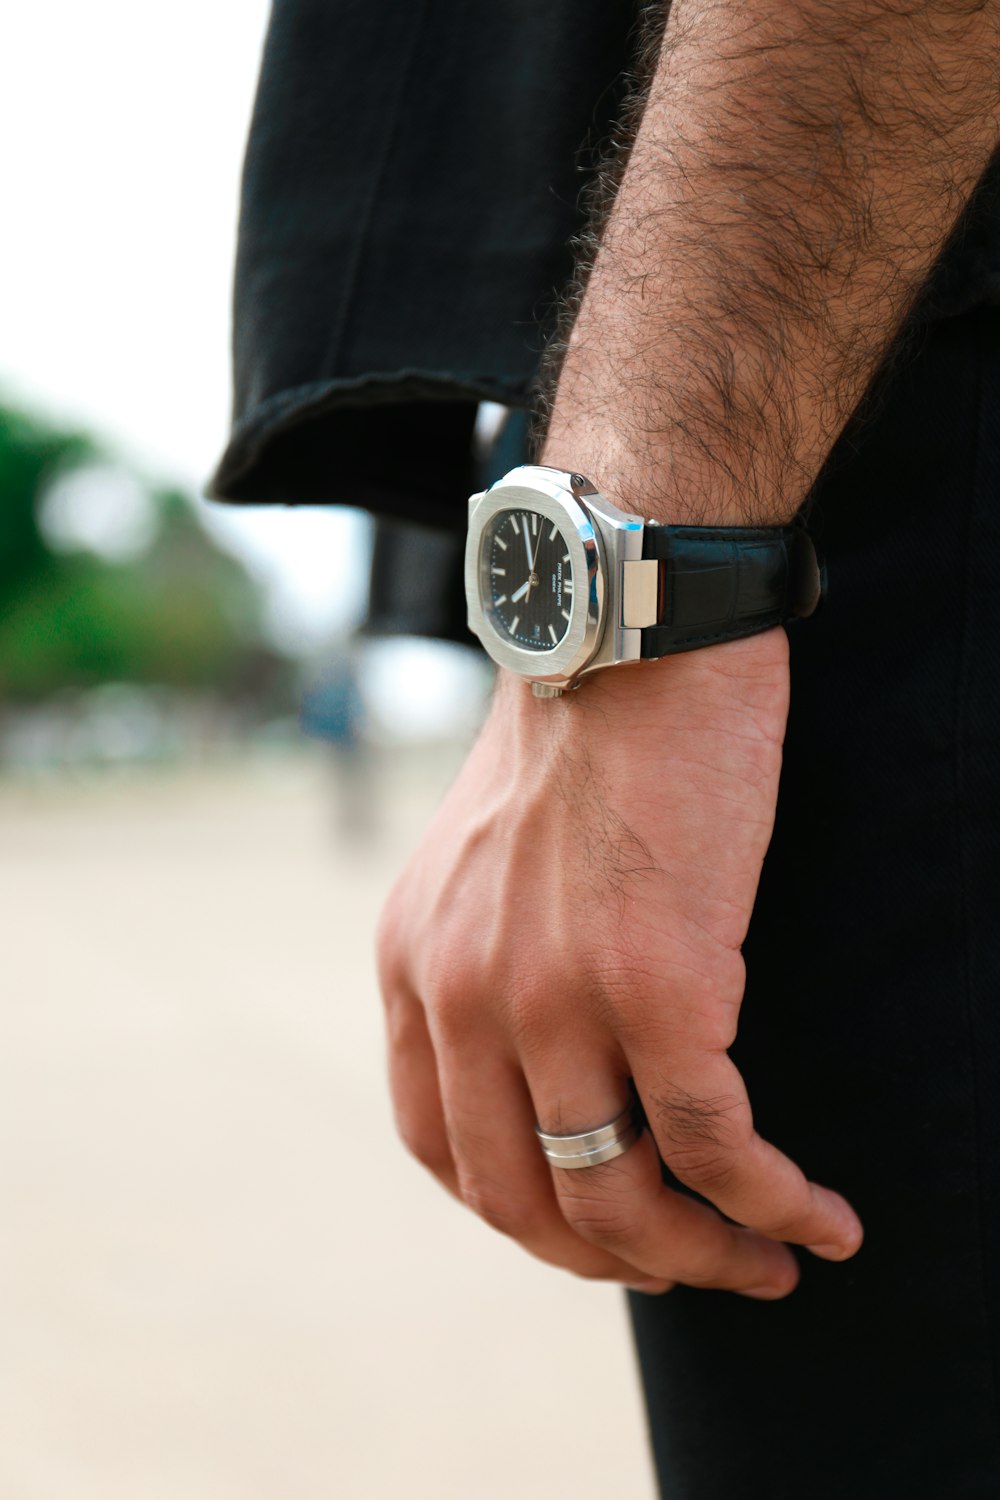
[530, 515, 545, 573]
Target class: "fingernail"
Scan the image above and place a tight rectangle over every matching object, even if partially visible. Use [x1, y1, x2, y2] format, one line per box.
[625, 1280, 671, 1295]
[818, 1192, 864, 1252]
[806, 1240, 858, 1261]
[741, 1283, 792, 1300]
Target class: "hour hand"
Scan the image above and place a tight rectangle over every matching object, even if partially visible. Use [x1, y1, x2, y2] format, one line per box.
[511, 578, 533, 604]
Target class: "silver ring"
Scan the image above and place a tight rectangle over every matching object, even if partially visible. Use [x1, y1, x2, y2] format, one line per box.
[535, 1102, 642, 1170]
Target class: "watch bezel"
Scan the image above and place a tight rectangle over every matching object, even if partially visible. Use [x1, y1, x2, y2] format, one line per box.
[466, 469, 605, 685]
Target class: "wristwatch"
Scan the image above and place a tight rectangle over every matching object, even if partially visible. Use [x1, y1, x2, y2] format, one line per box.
[465, 465, 823, 697]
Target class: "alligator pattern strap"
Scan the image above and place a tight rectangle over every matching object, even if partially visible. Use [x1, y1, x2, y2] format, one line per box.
[638, 521, 822, 659]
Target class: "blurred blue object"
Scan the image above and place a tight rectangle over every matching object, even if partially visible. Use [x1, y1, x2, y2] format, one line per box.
[299, 653, 365, 748]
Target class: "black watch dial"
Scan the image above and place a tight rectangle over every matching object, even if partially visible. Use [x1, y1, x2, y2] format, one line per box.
[482, 508, 574, 652]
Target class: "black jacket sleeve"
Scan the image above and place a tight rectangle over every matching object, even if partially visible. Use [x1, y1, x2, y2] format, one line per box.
[208, 0, 646, 533]
[208, 0, 1000, 640]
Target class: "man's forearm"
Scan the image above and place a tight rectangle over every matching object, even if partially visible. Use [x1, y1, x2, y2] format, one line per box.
[540, 0, 1000, 525]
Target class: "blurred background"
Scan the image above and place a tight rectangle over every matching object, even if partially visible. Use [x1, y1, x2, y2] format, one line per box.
[0, 4, 656, 1496]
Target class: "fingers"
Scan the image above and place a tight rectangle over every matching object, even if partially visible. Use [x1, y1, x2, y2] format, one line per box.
[628, 1048, 864, 1260]
[381, 973, 861, 1297]
[383, 983, 670, 1289]
[435, 1047, 674, 1291]
[524, 1049, 801, 1300]
[382, 981, 461, 1200]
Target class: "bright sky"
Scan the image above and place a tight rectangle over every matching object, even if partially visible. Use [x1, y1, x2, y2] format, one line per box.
[0, 1, 368, 650]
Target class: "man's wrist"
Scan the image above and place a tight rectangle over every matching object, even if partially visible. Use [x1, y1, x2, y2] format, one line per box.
[494, 623, 791, 725]
[538, 427, 802, 530]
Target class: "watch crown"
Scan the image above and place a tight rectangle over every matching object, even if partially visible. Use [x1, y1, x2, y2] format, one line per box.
[531, 682, 565, 700]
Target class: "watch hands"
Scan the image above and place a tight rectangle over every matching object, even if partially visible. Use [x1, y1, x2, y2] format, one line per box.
[516, 514, 544, 605]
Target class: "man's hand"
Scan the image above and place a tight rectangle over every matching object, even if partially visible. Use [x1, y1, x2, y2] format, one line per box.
[376, 0, 1000, 1297]
[376, 631, 863, 1297]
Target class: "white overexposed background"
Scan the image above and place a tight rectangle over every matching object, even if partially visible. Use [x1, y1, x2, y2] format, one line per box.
[0, 0, 367, 651]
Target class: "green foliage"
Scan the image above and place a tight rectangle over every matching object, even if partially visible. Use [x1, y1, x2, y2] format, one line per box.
[0, 399, 275, 703]
[0, 406, 96, 598]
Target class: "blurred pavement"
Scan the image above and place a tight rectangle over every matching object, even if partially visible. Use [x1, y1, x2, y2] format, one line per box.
[0, 749, 657, 1500]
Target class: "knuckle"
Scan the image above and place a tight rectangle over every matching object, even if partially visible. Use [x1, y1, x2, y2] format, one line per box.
[558, 1185, 640, 1251]
[610, 979, 734, 1057]
[459, 1175, 534, 1241]
[754, 1215, 801, 1244]
[648, 1081, 750, 1195]
[753, 1198, 812, 1241]
[428, 974, 475, 1044]
[396, 1119, 452, 1177]
[504, 979, 561, 1055]
[664, 1231, 730, 1288]
[667, 1143, 741, 1196]
[507, 984, 542, 1035]
[420, 941, 499, 1046]
[374, 896, 406, 989]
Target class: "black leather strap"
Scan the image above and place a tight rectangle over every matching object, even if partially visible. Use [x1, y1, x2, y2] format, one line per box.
[638, 520, 823, 659]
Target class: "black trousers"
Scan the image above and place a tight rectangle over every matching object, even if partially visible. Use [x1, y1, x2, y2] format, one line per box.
[628, 308, 1000, 1496]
